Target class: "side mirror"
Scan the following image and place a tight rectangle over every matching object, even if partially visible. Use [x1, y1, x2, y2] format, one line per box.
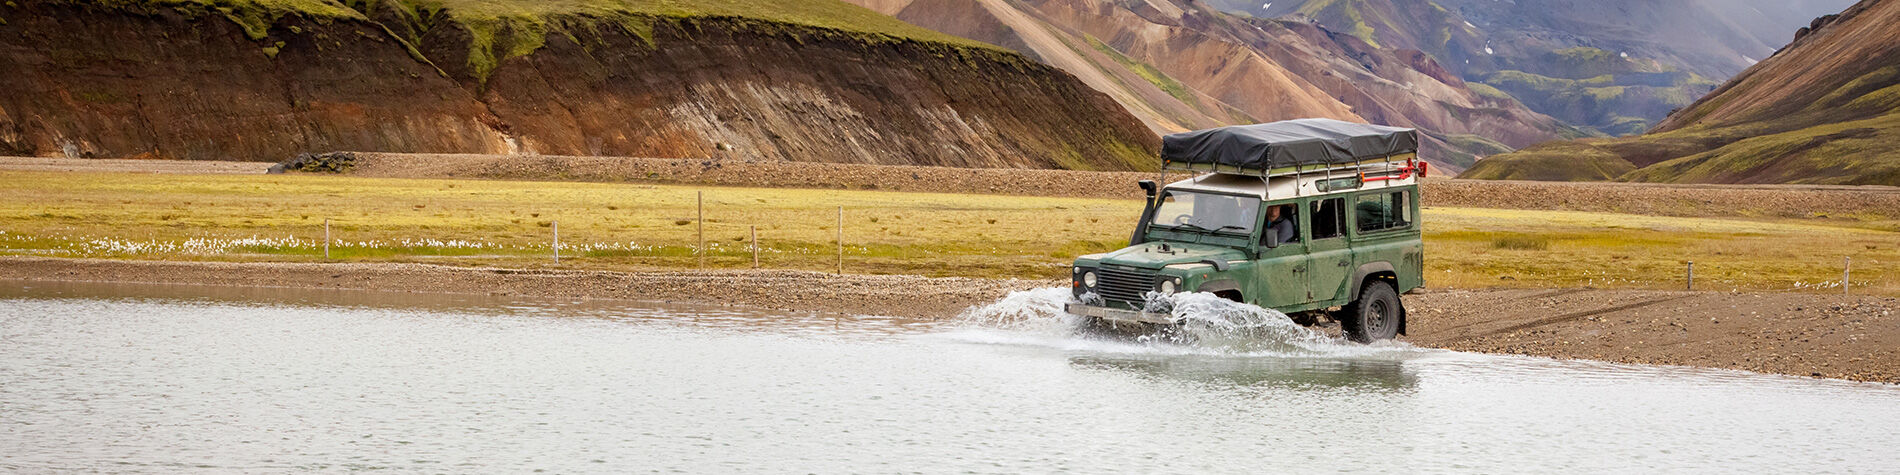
[1263, 237, 1279, 249]
[1138, 180, 1158, 198]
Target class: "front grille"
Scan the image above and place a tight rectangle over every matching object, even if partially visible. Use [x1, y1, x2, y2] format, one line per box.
[1095, 266, 1158, 305]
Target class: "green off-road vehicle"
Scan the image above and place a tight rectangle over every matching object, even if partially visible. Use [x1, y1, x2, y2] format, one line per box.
[1065, 119, 1427, 342]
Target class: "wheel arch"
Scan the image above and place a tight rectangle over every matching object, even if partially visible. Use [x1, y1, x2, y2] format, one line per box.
[1196, 279, 1245, 303]
[1350, 262, 1405, 336]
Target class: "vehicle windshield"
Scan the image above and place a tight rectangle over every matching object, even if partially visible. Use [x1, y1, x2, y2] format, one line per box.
[1148, 190, 1259, 234]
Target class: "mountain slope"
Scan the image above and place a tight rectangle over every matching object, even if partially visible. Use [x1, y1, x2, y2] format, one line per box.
[1463, 0, 1900, 185]
[854, 0, 1588, 171]
[1210, 0, 1857, 136]
[0, 0, 1158, 170]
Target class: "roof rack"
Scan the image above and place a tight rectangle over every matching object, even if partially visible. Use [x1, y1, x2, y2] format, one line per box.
[1169, 153, 1429, 201]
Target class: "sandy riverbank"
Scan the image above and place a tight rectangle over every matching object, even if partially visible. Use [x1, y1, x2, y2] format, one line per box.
[4, 257, 1892, 383]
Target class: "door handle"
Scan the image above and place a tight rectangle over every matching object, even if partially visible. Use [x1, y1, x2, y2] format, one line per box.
[1337, 260, 1349, 267]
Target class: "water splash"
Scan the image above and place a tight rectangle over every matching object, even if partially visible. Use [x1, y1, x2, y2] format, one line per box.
[944, 287, 1413, 359]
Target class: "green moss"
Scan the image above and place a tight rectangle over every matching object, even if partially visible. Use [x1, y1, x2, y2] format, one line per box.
[1459, 141, 1636, 181]
[1553, 47, 1613, 64]
[1595, 116, 1651, 136]
[261, 40, 285, 58]
[1622, 114, 1900, 185]
[1582, 86, 1627, 104]
[1804, 65, 1900, 115]
[1084, 35, 1196, 106]
[1466, 82, 1512, 101]
[1297, 0, 1381, 48]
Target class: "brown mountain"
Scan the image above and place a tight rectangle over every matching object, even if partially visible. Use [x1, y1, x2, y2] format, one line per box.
[849, 0, 1589, 172]
[0, 0, 1158, 171]
[1463, 0, 1900, 185]
[1215, 0, 1858, 136]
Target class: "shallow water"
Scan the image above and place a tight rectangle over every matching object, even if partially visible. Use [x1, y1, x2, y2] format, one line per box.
[2, 281, 1897, 473]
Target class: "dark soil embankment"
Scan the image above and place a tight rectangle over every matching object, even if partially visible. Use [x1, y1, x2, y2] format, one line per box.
[0, 1, 1156, 170]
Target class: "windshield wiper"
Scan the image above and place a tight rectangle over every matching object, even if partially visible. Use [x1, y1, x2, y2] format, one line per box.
[1167, 222, 1246, 234]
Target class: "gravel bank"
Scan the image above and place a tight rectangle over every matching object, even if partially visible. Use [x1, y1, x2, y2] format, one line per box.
[0, 257, 1055, 320]
[1409, 288, 1899, 383]
[0, 156, 270, 174]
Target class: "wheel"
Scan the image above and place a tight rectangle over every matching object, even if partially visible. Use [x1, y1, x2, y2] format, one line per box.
[1341, 280, 1402, 343]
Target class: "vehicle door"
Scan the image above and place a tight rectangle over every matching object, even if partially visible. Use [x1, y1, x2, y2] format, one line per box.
[1251, 201, 1307, 309]
[1349, 188, 1416, 293]
[1305, 196, 1352, 303]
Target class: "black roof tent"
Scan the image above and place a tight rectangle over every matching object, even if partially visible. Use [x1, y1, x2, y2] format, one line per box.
[1160, 119, 1419, 175]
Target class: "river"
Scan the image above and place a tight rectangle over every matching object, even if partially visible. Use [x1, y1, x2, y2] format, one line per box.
[2, 281, 1896, 472]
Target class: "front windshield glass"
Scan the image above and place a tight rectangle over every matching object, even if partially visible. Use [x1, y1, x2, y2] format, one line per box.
[1149, 190, 1260, 234]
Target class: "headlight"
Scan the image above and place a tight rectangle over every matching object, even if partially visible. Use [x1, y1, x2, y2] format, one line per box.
[1159, 279, 1176, 294]
[1082, 271, 1098, 288]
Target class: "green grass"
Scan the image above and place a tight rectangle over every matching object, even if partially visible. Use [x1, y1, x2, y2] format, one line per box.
[3, 170, 1894, 295]
[1490, 235, 1550, 250]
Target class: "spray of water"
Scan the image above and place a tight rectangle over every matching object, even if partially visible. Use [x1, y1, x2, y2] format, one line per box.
[943, 287, 1411, 358]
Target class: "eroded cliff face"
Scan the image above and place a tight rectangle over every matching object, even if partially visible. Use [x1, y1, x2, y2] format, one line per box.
[0, 2, 509, 161]
[0, 1, 1158, 171]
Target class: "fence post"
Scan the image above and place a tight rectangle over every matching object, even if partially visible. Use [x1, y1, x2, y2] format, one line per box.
[843, 205, 851, 275]
[1686, 261, 1694, 291]
[323, 218, 331, 260]
[1845, 257, 1851, 296]
[751, 225, 759, 269]
[552, 220, 560, 264]
[698, 191, 705, 269]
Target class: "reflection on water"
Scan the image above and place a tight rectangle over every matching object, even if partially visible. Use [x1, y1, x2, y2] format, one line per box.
[3, 280, 1899, 473]
[1069, 355, 1420, 391]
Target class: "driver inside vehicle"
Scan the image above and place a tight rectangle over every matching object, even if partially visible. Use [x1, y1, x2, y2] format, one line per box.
[1265, 204, 1298, 246]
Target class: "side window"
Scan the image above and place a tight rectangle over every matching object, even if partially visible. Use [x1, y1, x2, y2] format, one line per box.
[1310, 198, 1345, 240]
[1260, 203, 1300, 246]
[1355, 191, 1409, 233]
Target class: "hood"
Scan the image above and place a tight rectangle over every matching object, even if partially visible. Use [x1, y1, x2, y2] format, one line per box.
[1097, 242, 1248, 270]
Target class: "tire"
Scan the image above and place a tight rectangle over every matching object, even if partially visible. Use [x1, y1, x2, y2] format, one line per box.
[1341, 280, 1402, 343]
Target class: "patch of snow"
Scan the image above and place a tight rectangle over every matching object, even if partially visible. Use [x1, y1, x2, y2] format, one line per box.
[1464, 20, 1476, 29]
[1485, 46, 1494, 55]
[1743, 55, 1758, 64]
[1262, 2, 1272, 9]
[1620, 52, 1629, 59]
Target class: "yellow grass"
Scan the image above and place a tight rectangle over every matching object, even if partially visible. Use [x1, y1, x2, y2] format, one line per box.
[1, 170, 1893, 294]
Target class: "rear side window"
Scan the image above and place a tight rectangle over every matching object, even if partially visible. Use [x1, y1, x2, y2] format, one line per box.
[1310, 198, 1345, 240]
[1355, 191, 1409, 233]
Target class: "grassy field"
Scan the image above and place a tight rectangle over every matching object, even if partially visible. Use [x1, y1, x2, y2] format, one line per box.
[1, 170, 1894, 294]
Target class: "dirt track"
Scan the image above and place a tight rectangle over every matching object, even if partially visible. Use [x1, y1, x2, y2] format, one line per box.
[4, 257, 1894, 383]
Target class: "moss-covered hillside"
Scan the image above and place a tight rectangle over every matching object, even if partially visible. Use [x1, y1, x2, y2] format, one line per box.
[1464, 0, 1900, 185]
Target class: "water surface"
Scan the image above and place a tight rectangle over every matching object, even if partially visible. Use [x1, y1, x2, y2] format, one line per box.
[2, 281, 1896, 473]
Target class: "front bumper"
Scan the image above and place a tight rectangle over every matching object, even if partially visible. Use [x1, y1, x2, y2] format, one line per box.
[1064, 302, 1177, 325]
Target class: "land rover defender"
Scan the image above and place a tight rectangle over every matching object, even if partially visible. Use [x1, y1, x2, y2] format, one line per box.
[1064, 119, 1427, 342]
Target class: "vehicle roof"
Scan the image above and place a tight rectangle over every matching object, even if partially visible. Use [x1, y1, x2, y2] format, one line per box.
[1165, 169, 1417, 201]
